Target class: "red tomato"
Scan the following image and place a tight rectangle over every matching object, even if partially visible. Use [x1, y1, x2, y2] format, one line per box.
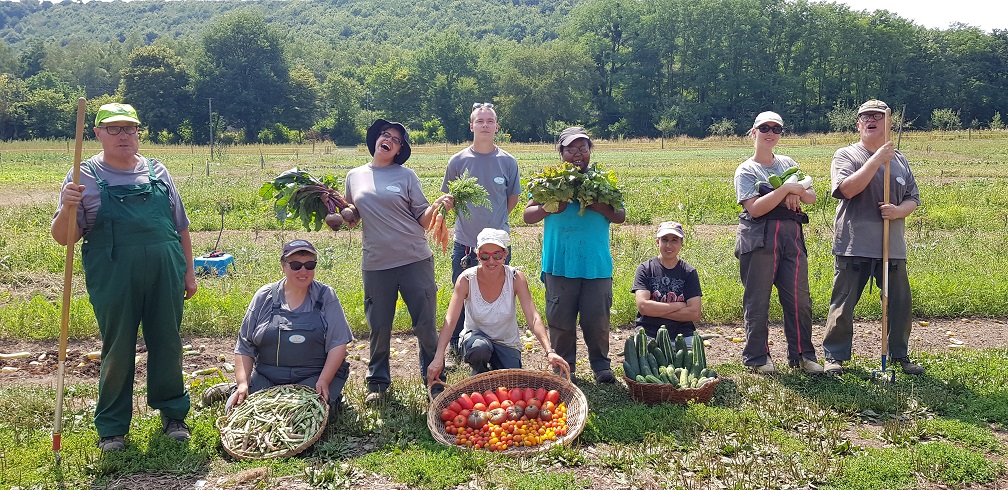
[509, 388, 523, 403]
[522, 387, 534, 402]
[500, 399, 513, 409]
[487, 401, 501, 411]
[459, 408, 471, 419]
[449, 400, 462, 413]
[458, 393, 474, 410]
[472, 402, 487, 412]
[452, 414, 467, 428]
[496, 386, 510, 402]
[543, 400, 556, 412]
[525, 403, 540, 419]
[470, 392, 486, 406]
[441, 408, 458, 421]
[483, 391, 499, 405]
[545, 389, 561, 405]
[535, 388, 547, 401]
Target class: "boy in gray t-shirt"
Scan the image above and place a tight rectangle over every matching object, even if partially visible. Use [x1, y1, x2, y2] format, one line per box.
[440, 103, 521, 353]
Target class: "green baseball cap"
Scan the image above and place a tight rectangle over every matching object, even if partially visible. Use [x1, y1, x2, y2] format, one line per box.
[95, 103, 141, 126]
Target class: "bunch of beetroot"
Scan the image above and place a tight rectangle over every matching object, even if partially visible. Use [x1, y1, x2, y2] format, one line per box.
[260, 167, 359, 231]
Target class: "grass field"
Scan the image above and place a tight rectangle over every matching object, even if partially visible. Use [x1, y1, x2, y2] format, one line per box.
[0, 131, 1006, 489]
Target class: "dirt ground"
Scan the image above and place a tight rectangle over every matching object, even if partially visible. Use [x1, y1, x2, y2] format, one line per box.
[2, 316, 1006, 387]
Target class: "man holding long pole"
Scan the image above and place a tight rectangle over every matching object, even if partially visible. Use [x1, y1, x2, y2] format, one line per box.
[51, 103, 198, 451]
[822, 99, 924, 376]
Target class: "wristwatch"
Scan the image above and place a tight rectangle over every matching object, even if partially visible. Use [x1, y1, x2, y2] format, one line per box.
[545, 349, 556, 357]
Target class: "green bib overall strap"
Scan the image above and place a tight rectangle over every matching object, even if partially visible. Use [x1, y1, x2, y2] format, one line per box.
[80, 158, 190, 438]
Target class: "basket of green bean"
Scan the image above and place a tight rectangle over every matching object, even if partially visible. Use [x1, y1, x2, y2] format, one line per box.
[216, 384, 329, 459]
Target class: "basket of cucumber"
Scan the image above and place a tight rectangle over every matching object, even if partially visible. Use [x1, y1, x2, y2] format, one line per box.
[622, 327, 719, 405]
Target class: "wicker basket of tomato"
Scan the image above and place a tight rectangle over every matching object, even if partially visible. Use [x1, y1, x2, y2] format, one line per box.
[427, 368, 588, 455]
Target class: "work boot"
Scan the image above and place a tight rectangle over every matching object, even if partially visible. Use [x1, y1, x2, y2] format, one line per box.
[796, 357, 825, 375]
[161, 415, 191, 441]
[97, 435, 125, 452]
[753, 357, 776, 375]
[201, 382, 236, 407]
[594, 369, 617, 384]
[823, 359, 843, 375]
[895, 357, 925, 375]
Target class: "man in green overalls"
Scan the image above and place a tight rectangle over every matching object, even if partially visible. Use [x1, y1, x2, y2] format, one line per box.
[51, 103, 198, 452]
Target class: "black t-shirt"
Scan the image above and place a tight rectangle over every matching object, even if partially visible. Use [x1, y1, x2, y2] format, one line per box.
[631, 257, 702, 338]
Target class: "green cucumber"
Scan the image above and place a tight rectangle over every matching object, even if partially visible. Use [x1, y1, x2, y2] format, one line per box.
[644, 374, 662, 384]
[623, 360, 638, 380]
[675, 333, 687, 353]
[624, 337, 639, 376]
[650, 345, 668, 367]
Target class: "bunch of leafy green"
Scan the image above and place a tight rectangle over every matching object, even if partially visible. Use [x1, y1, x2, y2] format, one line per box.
[259, 167, 347, 231]
[576, 164, 624, 215]
[447, 169, 492, 220]
[526, 162, 581, 213]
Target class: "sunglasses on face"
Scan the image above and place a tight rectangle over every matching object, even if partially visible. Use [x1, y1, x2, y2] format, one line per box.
[478, 251, 505, 261]
[287, 260, 317, 271]
[380, 130, 403, 146]
[756, 124, 783, 134]
[473, 102, 494, 109]
[99, 126, 139, 135]
[858, 112, 885, 122]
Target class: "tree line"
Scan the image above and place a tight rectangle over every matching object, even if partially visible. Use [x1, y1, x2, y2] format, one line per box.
[1, 0, 1006, 144]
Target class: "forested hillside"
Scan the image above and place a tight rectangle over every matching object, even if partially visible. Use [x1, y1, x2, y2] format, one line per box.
[1, 0, 1005, 143]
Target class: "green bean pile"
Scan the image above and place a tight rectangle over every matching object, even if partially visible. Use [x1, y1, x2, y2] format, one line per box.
[218, 384, 328, 459]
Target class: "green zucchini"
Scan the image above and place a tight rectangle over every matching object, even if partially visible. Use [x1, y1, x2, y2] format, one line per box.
[644, 374, 662, 384]
[637, 330, 648, 361]
[780, 166, 800, 180]
[636, 375, 646, 383]
[692, 333, 707, 371]
[679, 367, 689, 387]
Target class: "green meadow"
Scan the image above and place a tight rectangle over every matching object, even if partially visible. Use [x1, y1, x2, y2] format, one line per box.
[0, 131, 1006, 489]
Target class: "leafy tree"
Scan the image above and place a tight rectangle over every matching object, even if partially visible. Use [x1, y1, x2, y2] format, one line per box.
[0, 42, 17, 75]
[19, 88, 77, 139]
[17, 39, 46, 79]
[415, 33, 482, 142]
[991, 112, 1004, 131]
[708, 118, 737, 138]
[0, 73, 28, 140]
[317, 72, 363, 145]
[280, 66, 321, 135]
[655, 115, 677, 148]
[121, 44, 191, 139]
[363, 55, 423, 125]
[494, 41, 595, 142]
[930, 108, 962, 130]
[195, 10, 290, 142]
[826, 101, 858, 133]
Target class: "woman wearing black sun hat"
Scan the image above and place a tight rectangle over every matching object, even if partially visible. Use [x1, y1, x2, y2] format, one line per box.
[344, 119, 452, 404]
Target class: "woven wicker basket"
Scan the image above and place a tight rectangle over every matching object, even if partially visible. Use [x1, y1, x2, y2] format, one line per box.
[623, 375, 719, 405]
[427, 368, 588, 456]
[216, 384, 329, 460]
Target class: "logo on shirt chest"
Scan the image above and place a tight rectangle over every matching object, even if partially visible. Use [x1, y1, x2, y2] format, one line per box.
[494, 176, 506, 185]
[385, 185, 402, 193]
[288, 334, 306, 344]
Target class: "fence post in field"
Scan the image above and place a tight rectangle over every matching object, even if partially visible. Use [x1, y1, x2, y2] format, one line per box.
[206, 159, 210, 177]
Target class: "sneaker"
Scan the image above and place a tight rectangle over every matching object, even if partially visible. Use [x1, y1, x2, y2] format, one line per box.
[594, 369, 617, 384]
[797, 357, 824, 375]
[97, 435, 125, 452]
[161, 415, 191, 441]
[364, 390, 387, 407]
[895, 357, 925, 375]
[753, 357, 776, 374]
[824, 359, 843, 375]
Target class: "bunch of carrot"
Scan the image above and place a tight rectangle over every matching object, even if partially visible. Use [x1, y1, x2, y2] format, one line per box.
[427, 205, 450, 253]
